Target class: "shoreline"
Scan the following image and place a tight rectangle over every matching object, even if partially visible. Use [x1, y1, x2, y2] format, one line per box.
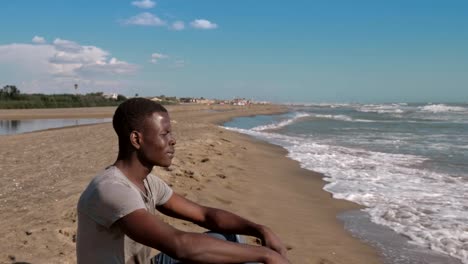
[0, 105, 381, 263]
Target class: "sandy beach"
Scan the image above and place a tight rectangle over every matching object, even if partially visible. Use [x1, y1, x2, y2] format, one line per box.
[0, 104, 381, 264]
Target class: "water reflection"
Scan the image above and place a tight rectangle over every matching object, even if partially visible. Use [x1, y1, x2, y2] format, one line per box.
[0, 118, 112, 135]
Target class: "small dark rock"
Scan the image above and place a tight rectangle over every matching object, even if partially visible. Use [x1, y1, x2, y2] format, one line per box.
[8, 255, 16, 261]
[25, 231, 32, 236]
[201, 158, 209, 163]
[216, 174, 227, 179]
[183, 170, 194, 176]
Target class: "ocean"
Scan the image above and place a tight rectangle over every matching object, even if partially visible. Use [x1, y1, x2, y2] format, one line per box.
[223, 103, 468, 264]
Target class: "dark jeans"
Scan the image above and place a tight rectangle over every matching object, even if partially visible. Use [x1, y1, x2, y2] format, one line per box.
[152, 232, 253, 264]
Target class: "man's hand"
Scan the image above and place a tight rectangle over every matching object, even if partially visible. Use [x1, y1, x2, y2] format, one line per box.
[260, 226, 288, 257]
[264, 249, 291, 264]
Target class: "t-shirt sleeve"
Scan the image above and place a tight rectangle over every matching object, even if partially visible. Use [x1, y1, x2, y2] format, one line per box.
[80, 180, 146, 228]
[147, 174, 173, 206]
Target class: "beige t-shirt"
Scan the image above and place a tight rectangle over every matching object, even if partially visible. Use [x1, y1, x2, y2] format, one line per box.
[76, 166, 173, 264]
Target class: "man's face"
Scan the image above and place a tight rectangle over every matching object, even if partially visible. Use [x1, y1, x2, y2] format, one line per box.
[138, 112, 176, 167]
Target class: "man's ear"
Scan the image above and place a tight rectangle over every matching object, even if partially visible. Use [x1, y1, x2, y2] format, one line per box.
[130, 131, 142, 149]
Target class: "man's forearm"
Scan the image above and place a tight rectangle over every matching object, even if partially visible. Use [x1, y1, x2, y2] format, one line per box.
[198, 207, 288, 257]
[172, 231, 278, 263]
[198, 207, 267, 239]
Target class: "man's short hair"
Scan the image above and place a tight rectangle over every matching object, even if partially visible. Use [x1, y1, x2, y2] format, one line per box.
[113, 98, 167, 153]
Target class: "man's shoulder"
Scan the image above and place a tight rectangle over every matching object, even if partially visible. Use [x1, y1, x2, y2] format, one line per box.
[78, 166, 136, 208]
[84, 166, 128, 191]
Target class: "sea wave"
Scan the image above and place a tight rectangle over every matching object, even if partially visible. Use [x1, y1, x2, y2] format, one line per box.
[419, 104, 467, 113]
[313, 114, 379, 123]
[357, 104, 406, 114]
[251, 112, 310, 131]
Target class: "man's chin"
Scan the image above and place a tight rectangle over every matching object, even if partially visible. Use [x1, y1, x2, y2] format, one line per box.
[156, 161, 172, 168]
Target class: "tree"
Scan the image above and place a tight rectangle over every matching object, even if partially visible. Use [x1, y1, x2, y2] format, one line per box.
[0, 85, 21, 99]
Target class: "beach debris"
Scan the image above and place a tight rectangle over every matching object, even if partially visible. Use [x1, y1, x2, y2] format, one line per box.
[220, 138, 231, 142]
[8, 255, 15, 261]
[25, 230, 32, 236]
[201, 158, 209, 163]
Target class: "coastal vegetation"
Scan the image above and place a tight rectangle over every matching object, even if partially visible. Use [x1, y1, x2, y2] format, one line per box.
[0, 85, 256, 109]
[0, 85, 128, 109]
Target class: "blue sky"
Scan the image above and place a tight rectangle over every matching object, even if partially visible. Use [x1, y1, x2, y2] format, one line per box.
[0, 0, 467, 103]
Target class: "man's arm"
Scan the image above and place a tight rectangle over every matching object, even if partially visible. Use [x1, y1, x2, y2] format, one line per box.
[157, 193, 288, 256]
[117, 209, 289, 264]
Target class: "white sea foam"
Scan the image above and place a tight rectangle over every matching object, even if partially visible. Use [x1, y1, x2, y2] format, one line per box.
[313, 114, 379, 123]
[357, 104, 406, 114]
[420, 104, 467, 113]
[224, 124, 468, 264]
[313, 114, 353, 121]
[251, 112, 310, 131]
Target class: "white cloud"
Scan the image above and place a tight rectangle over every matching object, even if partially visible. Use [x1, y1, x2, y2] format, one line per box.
[150, 53, 168, 64]
[32, 36, 46, 44]
[123, 12, 165, 26]
[171, 21, 185, 31]
[131, 0, 156, 9]
[190, 19, 218, 30]
[52, 38, 85, 53]
[0, 38, 138, 93]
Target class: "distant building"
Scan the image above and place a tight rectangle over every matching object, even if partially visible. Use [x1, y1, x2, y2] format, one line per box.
[231, 98, 250, 106]
[103, 93, 118, 100]
[150, 97, 163, 102]
[179, 97, 195, 103]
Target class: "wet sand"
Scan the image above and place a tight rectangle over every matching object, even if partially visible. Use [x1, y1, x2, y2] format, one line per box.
[0, 104, 381, 264]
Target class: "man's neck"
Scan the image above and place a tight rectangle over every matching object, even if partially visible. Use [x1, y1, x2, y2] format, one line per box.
[114, 156, 152, 185]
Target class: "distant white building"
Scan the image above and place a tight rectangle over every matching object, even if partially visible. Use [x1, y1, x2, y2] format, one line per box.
[150, 97, 163, 102]
[103, 93, 118, 100]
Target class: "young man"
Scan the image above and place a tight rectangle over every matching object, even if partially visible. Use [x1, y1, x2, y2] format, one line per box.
[76, 98, 290, 264]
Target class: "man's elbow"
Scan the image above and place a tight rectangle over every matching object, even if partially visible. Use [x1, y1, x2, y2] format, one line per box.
[170, 232, 201, 261]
